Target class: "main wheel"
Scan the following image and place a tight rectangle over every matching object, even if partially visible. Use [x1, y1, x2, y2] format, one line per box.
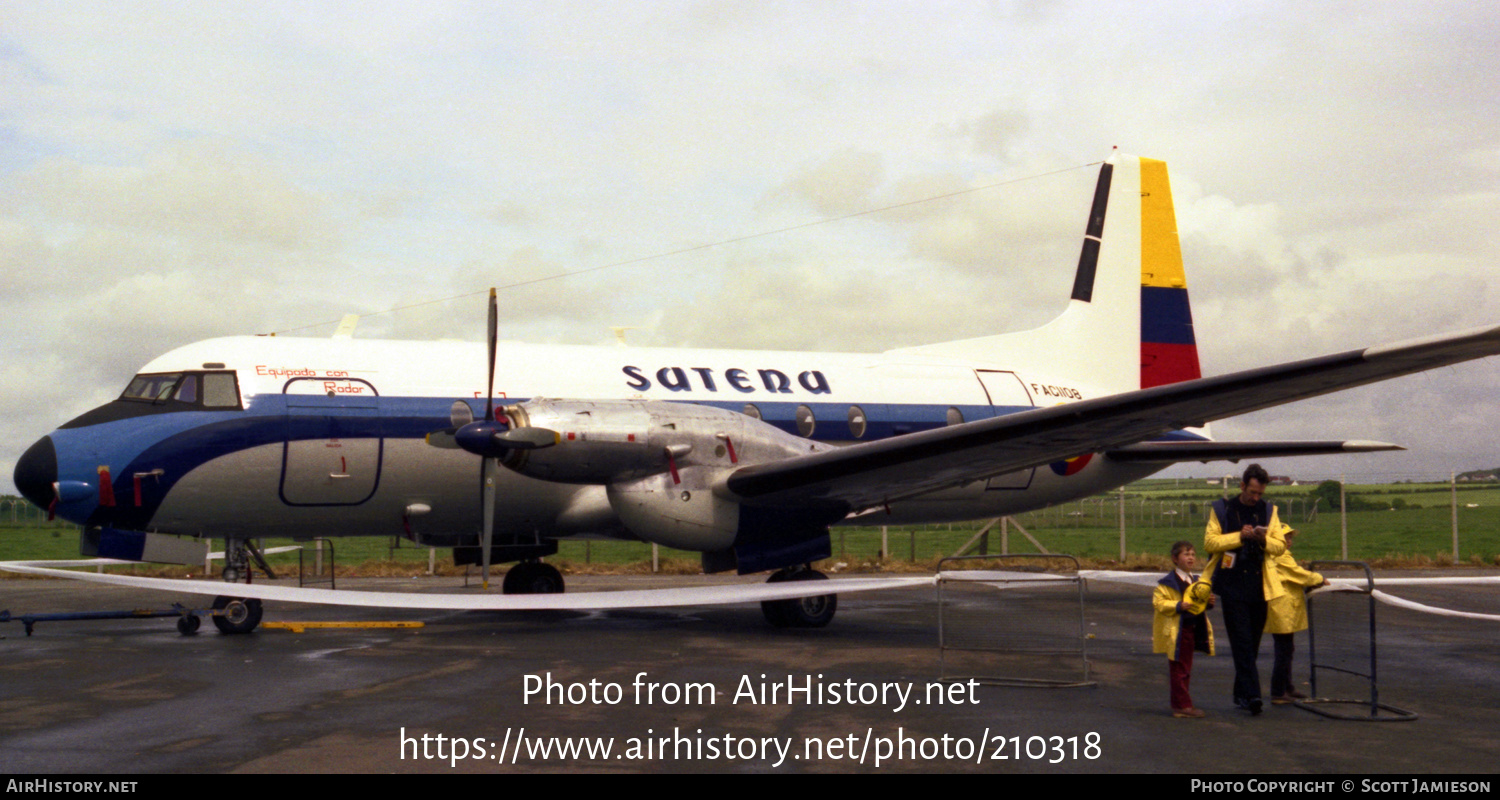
[761, 569, 837, 628]
[211, 596, 263, 634]
[502, 561, 565, 594]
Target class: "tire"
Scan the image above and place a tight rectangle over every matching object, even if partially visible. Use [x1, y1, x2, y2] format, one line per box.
[502, 562, 565, 594]
[761, 569, 837, 628]
[211, 596, 263, 634]
[176, 614, 201, 636]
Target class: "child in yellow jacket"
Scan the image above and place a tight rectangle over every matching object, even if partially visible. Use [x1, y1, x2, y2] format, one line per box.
[1154, 540, 1215, 717]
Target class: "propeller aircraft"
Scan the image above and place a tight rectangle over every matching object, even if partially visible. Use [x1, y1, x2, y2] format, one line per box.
[12, 153, 1500, 631]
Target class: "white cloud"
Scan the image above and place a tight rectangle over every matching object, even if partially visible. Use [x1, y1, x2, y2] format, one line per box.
[3, 1, 1499, 493]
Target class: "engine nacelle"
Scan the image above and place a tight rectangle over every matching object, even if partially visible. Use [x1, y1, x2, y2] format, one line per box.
[497, 398, 832, 551]
[606, 466, 739, 551]
[498, 398, 827, 485]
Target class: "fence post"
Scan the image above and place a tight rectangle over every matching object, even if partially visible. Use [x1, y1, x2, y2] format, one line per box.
[881, 525, 888, 561]
[1452, 471, 1459, 561]
[1118, 486, 1126, 561]
[1340, 475, 1348, 561]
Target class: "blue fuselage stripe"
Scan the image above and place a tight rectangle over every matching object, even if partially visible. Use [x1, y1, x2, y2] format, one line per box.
[48, 394, 1207, 528]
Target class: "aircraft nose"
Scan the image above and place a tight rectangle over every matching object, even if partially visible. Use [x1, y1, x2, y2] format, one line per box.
[14, 436, 57, 511]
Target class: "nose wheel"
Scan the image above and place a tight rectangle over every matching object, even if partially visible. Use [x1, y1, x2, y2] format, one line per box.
[761, 567, 837, 628]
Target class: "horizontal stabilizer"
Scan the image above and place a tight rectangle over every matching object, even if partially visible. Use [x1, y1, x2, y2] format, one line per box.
[1105, 440, 1403, 464]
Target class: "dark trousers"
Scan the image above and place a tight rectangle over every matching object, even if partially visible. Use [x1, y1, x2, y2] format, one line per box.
[1271, 632, 1295, 697]
[1219, 595, 1268, 705]
[1169, 622, 1196, 710]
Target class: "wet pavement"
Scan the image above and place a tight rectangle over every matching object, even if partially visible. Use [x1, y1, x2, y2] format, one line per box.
[0, 571, 1496, 773]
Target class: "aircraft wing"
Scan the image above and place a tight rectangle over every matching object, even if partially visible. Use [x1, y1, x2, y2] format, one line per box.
[725, 323, 1500, 511]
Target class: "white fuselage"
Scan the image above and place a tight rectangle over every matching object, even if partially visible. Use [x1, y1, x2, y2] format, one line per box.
[41, 334, 1168, 544]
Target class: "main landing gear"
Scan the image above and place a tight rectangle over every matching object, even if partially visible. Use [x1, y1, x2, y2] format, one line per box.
[503, 560, 565, 594]
[210, 596, 263, 635]
[761, 566, 837, 628]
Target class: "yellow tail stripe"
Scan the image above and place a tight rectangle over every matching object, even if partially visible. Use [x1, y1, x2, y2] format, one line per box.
[1140, 158, 1186, 289]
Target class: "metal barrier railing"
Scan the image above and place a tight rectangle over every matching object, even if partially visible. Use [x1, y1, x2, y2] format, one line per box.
[936, 554, 1095, 688]
[1299, 560, 1415, 721]
[298, 538, 336, 589]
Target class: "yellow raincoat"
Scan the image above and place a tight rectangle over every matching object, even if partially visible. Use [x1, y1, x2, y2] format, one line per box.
[1266, 553, 1324, 634]
[1153, 572, 1215, 659]
[1203, 500, 1290, 603]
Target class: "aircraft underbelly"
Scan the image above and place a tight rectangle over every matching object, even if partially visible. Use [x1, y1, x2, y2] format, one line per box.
[843, 460, 1163, 526]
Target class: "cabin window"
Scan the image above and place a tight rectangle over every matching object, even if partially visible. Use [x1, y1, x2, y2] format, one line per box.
[202, 373, 241, 408]
[847, 405, 867, 439]
[946, 407, 965, 426]
[795, 405, 816, 437]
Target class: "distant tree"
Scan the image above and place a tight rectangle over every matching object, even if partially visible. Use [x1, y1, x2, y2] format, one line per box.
[1311, 480, 1344, 511]
[1309, 479, 1380, 512]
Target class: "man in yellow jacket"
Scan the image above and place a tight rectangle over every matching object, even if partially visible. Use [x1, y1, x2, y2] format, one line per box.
[1204, 464, 1288, 715]
[1267, 530, 1328, 703]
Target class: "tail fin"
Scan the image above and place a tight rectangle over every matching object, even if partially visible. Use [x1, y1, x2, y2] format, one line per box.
[888, 154, 1203, 395]
[1137, 158, 1202, 389]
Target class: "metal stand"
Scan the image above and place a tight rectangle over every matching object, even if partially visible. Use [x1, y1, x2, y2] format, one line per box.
[1298, 560, 1417, 721]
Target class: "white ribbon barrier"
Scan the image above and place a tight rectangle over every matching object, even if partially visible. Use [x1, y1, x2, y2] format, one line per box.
[3, 560, 1493, 619]
[0, 561, 933, 611]
[206, 545, 301, 560]
[1305, 581, 1500, 623]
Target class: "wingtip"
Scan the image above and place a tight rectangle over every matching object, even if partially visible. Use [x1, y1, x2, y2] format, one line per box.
[1363, 323, 1500, 359]
[1342, 440, 1405, 452]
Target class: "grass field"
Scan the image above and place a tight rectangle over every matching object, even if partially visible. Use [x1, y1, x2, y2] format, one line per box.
[3, 481, 1497, 577]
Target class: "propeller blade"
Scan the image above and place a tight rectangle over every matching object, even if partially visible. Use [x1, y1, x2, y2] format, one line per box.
[484, 287, 497, 423]
[424, 429, 461, 449]
[450, 399, 475, 429]
[494, 427, 561, 449]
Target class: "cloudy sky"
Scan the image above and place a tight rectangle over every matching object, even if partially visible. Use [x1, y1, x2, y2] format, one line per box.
[3, 1, 1498, 494]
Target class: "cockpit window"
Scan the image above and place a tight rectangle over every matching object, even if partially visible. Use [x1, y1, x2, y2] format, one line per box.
[123, 373, 184, 402]
[174, 375, 198, 403]
[202, 373, 240, 407]
[120, 371, 242, 410]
